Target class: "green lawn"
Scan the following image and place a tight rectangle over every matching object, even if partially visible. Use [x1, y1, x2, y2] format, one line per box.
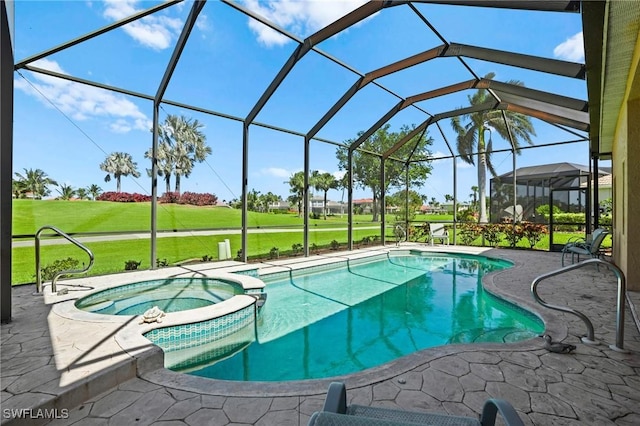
[13, 200, 606, 286]
[12, 199, 399, 236]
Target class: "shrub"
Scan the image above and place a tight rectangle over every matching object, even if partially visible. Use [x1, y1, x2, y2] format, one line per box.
[553, 213, 585, 231]
[269, 247, 279, 259]
[536, 204, 561, 216]
[311, 243, 319, 254]
[521, 222, 548, 248]
[503, 223, 525, 248]
[202, 254, 213, 262]
[38, 257, 80, 281]
[291, 243, 303, 256]
[159, 191, 218, 206]
[482, 223, 503, 247]
[159, 192, 180, 203]
[124, 260, 141, 270]
[235, 249, 243, 261]
[330, 240, 340, 250]
[156, 258, 169, 267]
[179, 192, 218, 206]
[458, 223, 482, 245]
[97, 192, 151, 202]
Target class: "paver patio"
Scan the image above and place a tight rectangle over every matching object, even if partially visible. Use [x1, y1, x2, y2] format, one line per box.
[2, 245, 640, 425]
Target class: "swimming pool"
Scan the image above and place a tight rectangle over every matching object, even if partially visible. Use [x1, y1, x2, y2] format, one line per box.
[75, 277, 244, 315]
[148, 252, 544, 381]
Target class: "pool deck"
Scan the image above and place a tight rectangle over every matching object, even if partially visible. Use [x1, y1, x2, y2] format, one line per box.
[2, 244, 640, 425]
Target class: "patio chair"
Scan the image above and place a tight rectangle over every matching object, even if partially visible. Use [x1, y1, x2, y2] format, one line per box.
[428, 223, 449, 246]
[309, 382, 524, 426]
[561, 228, 609, 266]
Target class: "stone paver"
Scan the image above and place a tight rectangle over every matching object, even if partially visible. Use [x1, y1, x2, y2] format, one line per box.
[2, 246, 640, 425]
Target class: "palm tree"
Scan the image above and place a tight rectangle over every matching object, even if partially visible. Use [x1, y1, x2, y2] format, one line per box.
[470, 186, 479, 211]
[100, 152, 141, 192]
[14, 168, 58, 199]
[451, 72, 535, 223]
[12, 178, 27, 198]
[311, 171, 338, 220]
[75, 187, 88, 200]
[57, 184, 76, 200]
[145, 141, 174, 194]
[156, 115, 211, 195]
[286, 171, 305, 217]
[87, 184, 102, 200]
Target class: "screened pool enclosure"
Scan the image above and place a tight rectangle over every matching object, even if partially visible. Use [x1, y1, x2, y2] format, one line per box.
[4, 1, 608, 293]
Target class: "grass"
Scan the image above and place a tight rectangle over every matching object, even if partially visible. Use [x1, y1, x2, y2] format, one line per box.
[12, 199, 407, 236]
[12, 228, 386, 284]
[14, 200, 607, 285]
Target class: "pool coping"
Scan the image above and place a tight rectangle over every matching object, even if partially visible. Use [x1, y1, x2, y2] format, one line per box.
[41, 245, 568, 400]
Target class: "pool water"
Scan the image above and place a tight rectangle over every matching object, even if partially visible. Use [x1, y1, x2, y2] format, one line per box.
[169, 253, 543, 381]
[75, 277, 243, 315]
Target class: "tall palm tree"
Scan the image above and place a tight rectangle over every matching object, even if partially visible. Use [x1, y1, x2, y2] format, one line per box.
[145, 141, 174, 194]
[99, 152, 141, 192]
[14, 168, 58, 199]
[156, 114, 211, 195]
[451, 73, 535, 223]
[286, 171, 305, 217]
[311, 171, 338, 220]
[87, 184, 102, 200]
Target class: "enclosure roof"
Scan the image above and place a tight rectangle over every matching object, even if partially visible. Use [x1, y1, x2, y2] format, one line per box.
[494, 162, 609, 180]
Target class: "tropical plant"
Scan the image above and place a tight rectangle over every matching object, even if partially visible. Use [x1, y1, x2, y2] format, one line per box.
[14, 168, 58, 199]
[451, 72, 536, 223]
[151, 114, 211, 195]
[259, 192, 280, 213]
[75, 187, 88, 200]
[311, 171, 338, 220]
[521, 222, 548, 248]
[286, 171, 305, 217]
[247, 189, 261, 212]
[144, 140, 174, 194]
[470, 185, 479, 211]
[37, 257, 80, 281]
[337, 123, 434, 222]
[99, 152, 141, 192]
[124, 260, 141, 271]
[56, 183, 76, 200]
[269, 246, 279, 259]
[87, 184, 103, 200]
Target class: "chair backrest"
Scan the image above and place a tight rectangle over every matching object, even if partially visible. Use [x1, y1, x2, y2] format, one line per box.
[430, 223, 447, 236]
[589, 228, 609, 254]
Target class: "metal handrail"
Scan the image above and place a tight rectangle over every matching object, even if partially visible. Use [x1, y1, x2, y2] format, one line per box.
[35, 225, 95, 294]
[531, 258, 626, 351]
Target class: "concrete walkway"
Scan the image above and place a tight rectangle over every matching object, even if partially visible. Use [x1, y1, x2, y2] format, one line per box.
[2, 245, 640, 425]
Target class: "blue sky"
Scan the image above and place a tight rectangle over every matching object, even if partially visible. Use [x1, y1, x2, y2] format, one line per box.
[12, 0, 594, 204]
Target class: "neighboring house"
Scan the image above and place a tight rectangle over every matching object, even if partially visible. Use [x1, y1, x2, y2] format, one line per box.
[419, 205, 446, 215]
[268, 200, 291, 212]
[580, 174, 612, 202]
[353, 198, 374, 214]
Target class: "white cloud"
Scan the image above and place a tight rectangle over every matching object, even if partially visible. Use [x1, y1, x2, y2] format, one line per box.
[242, 0, 368, 47]
[261, 167, 292, 178]
[15, 59, 151, 133]
[103, 0, 183, 50]
[553, 31, 584, 62]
